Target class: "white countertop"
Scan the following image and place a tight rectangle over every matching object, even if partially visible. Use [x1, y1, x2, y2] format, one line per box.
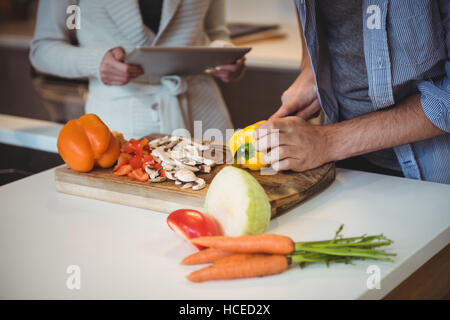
[241, 23, 302, 71]
[0, 114, 61, 153]
[0, 167, 449, 299]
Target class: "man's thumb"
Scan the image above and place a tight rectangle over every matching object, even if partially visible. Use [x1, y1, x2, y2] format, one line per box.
[269, 102, 296, 120]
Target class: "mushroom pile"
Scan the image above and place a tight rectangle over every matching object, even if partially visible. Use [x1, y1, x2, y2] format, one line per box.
[145, 136, 217, 191]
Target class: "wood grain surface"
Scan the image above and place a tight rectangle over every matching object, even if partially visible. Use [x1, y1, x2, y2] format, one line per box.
[55, 134, 335, 217]
[55, 162, 335, 217]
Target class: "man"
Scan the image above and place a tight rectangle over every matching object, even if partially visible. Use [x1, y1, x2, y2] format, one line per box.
[255, 0, 450, 184]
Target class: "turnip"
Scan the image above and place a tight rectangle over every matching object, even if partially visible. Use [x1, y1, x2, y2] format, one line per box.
[205, 166, 271, 236]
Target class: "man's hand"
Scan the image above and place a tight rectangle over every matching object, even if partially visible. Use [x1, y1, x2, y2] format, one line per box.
[100, 47, 144, 86]
[255, 93, 445, 173]
[206, 57, 246, 83]
[271, 64, 320, 121]
[254, 117, 330, 172]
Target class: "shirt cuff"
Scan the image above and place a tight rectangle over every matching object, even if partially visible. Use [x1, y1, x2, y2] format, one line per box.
[76, 45, 115, 81]
[418, 77, 450, 133]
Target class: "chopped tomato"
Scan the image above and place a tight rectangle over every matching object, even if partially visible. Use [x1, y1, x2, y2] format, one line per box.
[161, 169, 166, 178]
[130, 154, 143, 169]
[115, 137, 153, 183]
[167, 209, 222, 250]
[131, 138, 148, 156]
[143, 154, 155, 164]
[114, 153, 132, 172]
[128, 168, 149, 182]
[113, 164, 133, 176]
[121, 138, 150, 156]
[121, 143, 135, 154]
[152, 162, 162, 170]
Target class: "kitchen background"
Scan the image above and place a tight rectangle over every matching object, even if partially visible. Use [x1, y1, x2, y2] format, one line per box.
[0, 0, 301, 127]
[0, 0, 302, 185]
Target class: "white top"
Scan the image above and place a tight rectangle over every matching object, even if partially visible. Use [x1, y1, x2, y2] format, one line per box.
[0, 167, 448, 299]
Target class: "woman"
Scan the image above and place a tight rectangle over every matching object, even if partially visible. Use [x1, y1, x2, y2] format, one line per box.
[30, 0, 244, 139]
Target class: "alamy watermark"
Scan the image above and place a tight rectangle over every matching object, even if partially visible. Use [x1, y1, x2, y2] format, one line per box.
[366, 265, 381, 290]
[66, 5, 81, 30]
[66, 265, 81, 290]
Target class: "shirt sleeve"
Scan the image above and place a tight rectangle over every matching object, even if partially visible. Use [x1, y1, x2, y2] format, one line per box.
[29, 0, 113, 80]
[204, 0, 231, 43]
[417, 0, 450, 132]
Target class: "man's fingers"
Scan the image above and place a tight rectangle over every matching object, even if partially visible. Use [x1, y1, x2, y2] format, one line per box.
[254, 131, 293, 153]
[264, 146, 300, 164]
[295, 99, 321, 120]
[254, 133, 278, 153]
[272, 158, 302, 172]
[270, 98, 311, 120]
[254, 118, 290, 141]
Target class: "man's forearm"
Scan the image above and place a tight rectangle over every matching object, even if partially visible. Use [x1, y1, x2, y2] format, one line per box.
[324, 93, 446, 162]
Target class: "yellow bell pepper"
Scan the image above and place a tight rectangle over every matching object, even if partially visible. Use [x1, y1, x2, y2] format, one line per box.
[228, 120, 269, 171]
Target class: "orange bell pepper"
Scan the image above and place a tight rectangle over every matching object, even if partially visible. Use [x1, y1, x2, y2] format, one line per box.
[114, 164, 133, 176]
[128, 168, 150, 182]
[57, 114, 120, 172]
[114, 153, 132, 172]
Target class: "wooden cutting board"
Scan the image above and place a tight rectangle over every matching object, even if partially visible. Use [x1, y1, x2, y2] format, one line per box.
[55, 161, 335, 218]
[55, 133, 335, 217]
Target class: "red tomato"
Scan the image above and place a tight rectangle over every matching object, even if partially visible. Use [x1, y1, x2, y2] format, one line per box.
[113, 164, 132, 176]
[153, 163, 162, 170]
[128, 168, 149, 182]
[167, 209, 222, 250]
[113, 153, 132, 172]
[121, 144, 135, 154]
[129, 154, 143, 169]
[143, 154, 155, 164]
[121, 138, 149, 156]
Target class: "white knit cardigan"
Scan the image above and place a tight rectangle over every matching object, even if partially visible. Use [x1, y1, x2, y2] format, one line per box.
[30, 0, 234, 137]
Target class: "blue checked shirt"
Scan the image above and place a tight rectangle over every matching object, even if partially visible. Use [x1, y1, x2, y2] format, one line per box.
[296, 0, 450, 184]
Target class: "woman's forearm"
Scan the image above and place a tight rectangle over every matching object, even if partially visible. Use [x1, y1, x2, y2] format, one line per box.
[30, 0, 111, 79]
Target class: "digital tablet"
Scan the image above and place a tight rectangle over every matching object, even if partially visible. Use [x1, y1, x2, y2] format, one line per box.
[125, 46, 251, 77]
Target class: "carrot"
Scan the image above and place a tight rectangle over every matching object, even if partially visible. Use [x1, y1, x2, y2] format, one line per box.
[187, 254, 289, 283]
[181, 248, 234, 265]
[213, 253, 268, 265]
[190, 234, 294, 255]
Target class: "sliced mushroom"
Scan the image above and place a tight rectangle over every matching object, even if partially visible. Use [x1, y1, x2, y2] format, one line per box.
[180, 183, 194, 189]
[193, 178, 206, 191]
[173, 159, 200, 172]
[151, 176, 167, 183]
[175, 180, 182, 185]
[152, 147, 177, 166]
[179, 137, 210, 151]
[175, 170, 197, 183]
[149, 136, 171, 148]
[165, 171, 177, 181]
[144, 167, 160, 180]
[162, 163, 176, 171]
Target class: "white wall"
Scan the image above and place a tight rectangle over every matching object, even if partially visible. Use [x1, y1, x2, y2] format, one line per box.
[225, 0, 298, 24]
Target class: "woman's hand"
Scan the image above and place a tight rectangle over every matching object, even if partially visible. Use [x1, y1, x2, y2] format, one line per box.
[206, 57, 246, 83]
[100, 47, 144, 86]
[253, 116, 331, 172]
[270, 66, 320, 121]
